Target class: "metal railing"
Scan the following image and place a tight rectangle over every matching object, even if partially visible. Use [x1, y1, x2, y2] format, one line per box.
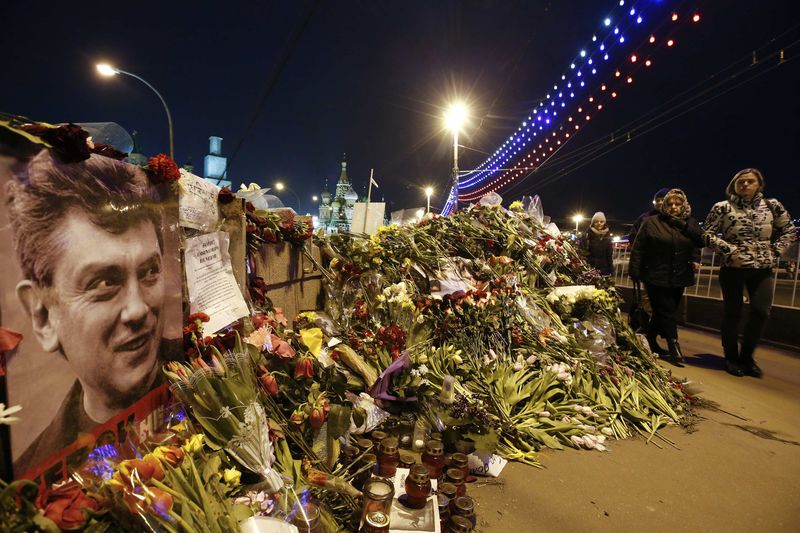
[611, 243, 800, 310]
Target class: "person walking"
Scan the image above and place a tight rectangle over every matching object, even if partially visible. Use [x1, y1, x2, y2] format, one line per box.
[582, 211, 614, 275]
[703, 168, 796, 377]
[627, 187, 671, 242]
[629, 189, 705, 366]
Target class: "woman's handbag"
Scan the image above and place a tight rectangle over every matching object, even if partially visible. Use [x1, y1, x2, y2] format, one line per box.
[628, 281, 650, 333]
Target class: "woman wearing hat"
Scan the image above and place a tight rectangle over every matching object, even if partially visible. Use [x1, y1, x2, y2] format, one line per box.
[582, 211, 614, 275]
[629, 189, 705, 366]
[703, 168, 796, 377]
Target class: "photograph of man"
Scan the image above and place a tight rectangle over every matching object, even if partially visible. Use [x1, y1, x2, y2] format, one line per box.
[4, 148, 179, 476]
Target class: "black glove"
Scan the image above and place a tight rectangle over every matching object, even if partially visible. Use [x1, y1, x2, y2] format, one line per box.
[669, 216, 688, 231]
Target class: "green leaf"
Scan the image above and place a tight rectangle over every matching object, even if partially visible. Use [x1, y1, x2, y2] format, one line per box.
[231, 503, 254, 522]
[326, 404, 352, 439]
[465, 427, 499, 455]
[203, 453, 223, 483]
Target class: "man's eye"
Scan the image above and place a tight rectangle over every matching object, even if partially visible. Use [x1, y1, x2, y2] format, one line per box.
[141, 264, 162, 282]
[87, 276, 122, 294]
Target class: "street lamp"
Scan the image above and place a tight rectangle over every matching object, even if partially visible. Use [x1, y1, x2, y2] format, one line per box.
[274, 181, 301, 212]
[96, 63, 174, 159]
[572, 213, 585, 234]
[424, 186, 434, 213]
[444, 103, 468, 212]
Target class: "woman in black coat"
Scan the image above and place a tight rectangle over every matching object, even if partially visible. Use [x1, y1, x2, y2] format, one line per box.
[629, 189, 704, 366]
[582, 211, 614, 275]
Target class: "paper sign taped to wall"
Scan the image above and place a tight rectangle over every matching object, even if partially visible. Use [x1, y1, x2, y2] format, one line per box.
[185, 231, 249, 333]
[179, 169, 219, 231]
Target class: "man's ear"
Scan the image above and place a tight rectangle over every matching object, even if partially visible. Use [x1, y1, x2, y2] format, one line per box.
[16, 280, 60, 352]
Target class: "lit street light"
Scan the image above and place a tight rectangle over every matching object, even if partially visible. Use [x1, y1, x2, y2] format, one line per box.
[572, 213, 585, 234]
[274, 181, 301, 212]
[312, 195, 319, 203]
[96, 63, 174, 159]
[444, 103, 468, 212]
[424, 186, 434, 213]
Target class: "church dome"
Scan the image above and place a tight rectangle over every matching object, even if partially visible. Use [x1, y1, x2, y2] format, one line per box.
[345, 186, 358, 203]
[321, 189, 332, 203]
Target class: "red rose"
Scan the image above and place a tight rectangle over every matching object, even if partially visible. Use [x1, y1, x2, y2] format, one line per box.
[37, 480, 100, 530]
[309, 408, 325, 430]
[294, 356, 314, 379]
[259, 370, 279, 396]
[147, 154, 181, 183]
[90, 143, 128, 160]
[270, 334, 296, 359]
[22, 123, 91, 164]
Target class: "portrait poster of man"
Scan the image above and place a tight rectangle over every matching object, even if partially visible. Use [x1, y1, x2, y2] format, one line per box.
[0, 121, 183, 484]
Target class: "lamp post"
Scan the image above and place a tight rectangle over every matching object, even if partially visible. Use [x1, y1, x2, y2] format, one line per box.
[96, 63, 174, 159]
[444, 103, 468, 212]
[274, 181, 302, 212]
[424, 186, 434, 213]
[572, 213, 585, 235]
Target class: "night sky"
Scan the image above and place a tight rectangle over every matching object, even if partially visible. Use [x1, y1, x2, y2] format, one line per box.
[2, 0, 798, 230]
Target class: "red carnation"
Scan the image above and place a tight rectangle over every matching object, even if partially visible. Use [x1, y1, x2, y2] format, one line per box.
[147, 153, 181, 183]
[188, 312, 210, 323]
[218, 187, 237, 204]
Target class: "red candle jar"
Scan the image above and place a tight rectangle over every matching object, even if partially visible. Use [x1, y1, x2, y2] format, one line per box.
[437, 493, 450, 531]
[444, 468, 466, 497]
[449, 452, 470, 478]
[447, 515, 473, 533]
[404, 464, 432, 509]
[452, 496, 476, 528]
[422, 439, 445, 479]
[377, 437, 400, 477]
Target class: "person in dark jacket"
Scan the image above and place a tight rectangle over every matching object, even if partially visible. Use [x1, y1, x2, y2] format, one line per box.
[627, 187, 671, 242]
[582, 211, 614, 274]
[703, 168, 796, 377]
[629, 189, 704, 366]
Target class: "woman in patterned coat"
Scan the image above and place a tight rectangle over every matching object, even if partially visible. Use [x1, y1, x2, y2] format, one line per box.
[703, 168, 796, 377]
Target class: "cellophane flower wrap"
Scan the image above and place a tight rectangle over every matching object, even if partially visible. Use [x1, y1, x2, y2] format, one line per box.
[165, 336, 284, 494]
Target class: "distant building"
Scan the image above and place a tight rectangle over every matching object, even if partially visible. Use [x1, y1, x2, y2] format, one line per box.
[318, 155, 359, 233]
[204, 136, 231, 188]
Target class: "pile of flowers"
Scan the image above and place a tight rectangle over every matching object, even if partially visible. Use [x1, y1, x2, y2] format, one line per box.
[307, 197, 691, 464]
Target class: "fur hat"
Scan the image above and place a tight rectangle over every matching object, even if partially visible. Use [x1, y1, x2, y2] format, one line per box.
[726, 168, 765, 197]
[591, 211, 607, 225]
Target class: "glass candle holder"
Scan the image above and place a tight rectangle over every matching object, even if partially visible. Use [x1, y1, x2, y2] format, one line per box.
[290, 501, 322, 533]
[437, 493, 451, 531]
[438, 482, 458, 506]
[447, 515, 473, 533]
[357, 438, 374, 454]
[377, 437, 400, 477]
[444, 468, 466, 497]
[397, 414, 415, 448]
[453, 496, 476, 528]
[370, 430, 388, 446]
[404, 464, 432, 509]
[422, 439, 445, 479]
[362, 510, 390, 533]
[399, 452, 416, 469]
[361, 477, 395, 525]
[449, 452, 470, 478]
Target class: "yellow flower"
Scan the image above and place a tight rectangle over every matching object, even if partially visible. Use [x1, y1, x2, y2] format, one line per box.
[509, 200, 524, 211]
[223, 468, 241, 487]
[372, 257, 383, 265]
[182, 433, 205, 454]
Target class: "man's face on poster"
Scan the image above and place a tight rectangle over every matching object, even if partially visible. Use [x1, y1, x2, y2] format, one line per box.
[35, 209, 165, 409]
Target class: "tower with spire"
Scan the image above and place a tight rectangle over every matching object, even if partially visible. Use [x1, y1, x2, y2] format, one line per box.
[318, 154, 359, 233]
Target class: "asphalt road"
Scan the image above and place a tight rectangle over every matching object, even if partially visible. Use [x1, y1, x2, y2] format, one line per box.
[472, 326, 800, 532]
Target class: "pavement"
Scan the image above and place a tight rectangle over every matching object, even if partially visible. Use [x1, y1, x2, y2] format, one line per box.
[471, 326, 800, 532]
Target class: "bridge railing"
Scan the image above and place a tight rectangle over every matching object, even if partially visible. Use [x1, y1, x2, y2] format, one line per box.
[611, 242, 800, 310]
